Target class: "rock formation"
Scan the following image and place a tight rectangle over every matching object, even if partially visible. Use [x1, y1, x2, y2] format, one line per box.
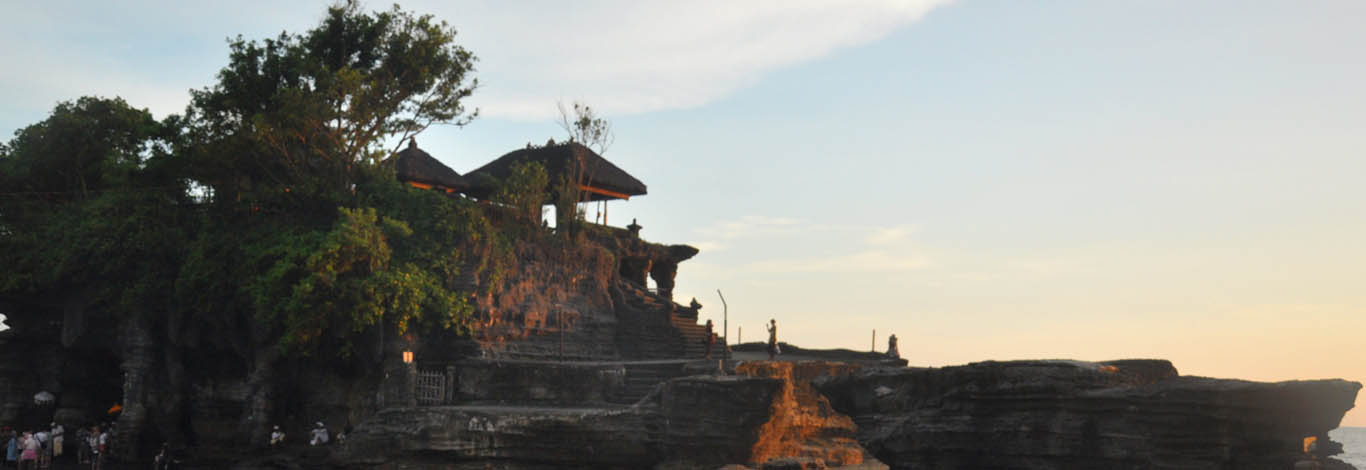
[814, 359, 1362, 470]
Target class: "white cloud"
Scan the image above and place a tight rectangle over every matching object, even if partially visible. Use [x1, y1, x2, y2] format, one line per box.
[688, 215, 932, 274]
[746, 249, 931, 273]
[1, 1, 952, 130]
[441, 0, 955, 119]
[865, 225, 916, 245]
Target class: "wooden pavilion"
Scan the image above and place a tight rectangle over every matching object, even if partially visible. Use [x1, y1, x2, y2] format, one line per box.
[464, 142, 646, 223]
[389, 138, 467, 195]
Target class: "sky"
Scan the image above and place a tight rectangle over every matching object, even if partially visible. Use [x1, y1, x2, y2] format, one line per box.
[2, 1, 1363, 425]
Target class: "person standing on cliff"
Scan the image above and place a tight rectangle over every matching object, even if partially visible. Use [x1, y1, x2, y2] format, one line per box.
[766, 319, 779, 361]
[704, 320, 716, 360]
[887, 334, 900, 359]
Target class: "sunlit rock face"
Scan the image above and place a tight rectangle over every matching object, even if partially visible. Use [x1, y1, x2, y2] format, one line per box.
[736, 361, 868, 467]
[814, 359, 1362, 470]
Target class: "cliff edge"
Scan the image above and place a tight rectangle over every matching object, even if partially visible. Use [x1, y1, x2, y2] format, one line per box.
[815, 359, 1361, 470]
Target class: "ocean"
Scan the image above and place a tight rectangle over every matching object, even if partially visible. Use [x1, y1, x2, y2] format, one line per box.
[1333, 427, 1366, 468]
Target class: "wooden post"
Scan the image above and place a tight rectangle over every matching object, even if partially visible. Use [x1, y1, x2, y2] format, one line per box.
[872, 329, 876, 352]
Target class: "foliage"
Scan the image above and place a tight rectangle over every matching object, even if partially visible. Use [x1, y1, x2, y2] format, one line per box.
[492, 160, 550, 223]
[245, 207, 469, 356]
[557, 101, 613, 155]
[0, 3, 494, 359]
[184, 0, 478, 206]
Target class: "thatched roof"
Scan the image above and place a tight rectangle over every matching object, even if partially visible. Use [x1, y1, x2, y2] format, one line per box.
[389, 139, 466, 190]
[465, 142, 646, 201]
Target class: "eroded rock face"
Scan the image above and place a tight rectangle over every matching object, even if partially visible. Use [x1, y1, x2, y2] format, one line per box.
[814, 359, 1362, 470]
[736, 362, 867, 467]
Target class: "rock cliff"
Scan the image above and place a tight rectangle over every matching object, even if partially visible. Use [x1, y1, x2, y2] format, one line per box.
[814, 359, 1361, 470]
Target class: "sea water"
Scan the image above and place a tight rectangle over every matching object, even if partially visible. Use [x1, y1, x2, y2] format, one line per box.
[1332, 427, 1366, 468]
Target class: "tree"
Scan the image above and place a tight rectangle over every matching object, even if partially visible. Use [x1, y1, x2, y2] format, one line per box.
[557, 101, 614, 155]
[185, 0, 479, 205]
[0, 2, 511, 453]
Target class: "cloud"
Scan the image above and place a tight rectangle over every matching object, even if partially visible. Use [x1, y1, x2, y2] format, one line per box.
[709, 215, 803, 239]
[688, 215, 932, 274]
[0, 1, 952, 132]
[865, 225, 916, 245]
[746, 249, 931, 273]
[443, 0, 955, 119]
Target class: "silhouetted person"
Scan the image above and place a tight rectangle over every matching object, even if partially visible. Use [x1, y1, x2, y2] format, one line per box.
[704, 320, 715, 360]
[887, 334, 900, 359]
[766, 319, 778, 361]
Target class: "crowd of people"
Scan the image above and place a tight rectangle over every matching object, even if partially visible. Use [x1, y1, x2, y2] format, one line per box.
[3, 422, 108, 469]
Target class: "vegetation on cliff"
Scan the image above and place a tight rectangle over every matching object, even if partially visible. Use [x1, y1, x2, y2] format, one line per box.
[0, 3, 531, 452]
[0, 1, 493, 351]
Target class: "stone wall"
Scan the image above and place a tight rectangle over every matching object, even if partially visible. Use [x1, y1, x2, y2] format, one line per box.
[337, 374, 783, 468]
[447, 359, 626, 406]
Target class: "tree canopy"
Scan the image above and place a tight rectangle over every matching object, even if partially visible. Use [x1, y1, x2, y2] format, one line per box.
[0, 2, 498, 358]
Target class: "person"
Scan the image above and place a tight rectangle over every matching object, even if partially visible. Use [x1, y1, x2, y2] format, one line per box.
[766, 319, 779, 361]
[48, 423, 61, 460]
[75, 427, 89, 465]
[18, 432, 37, 470]
[269, 426, 285, 448]
[6, 429, 18, 469]
[87, 426, 104, 470]
[704, 320, 715, 360]
[887, 334, 900, 359]
[32, 430, 47, 470]
[309, 422, 329, 446]
[46, 423, 61, 461]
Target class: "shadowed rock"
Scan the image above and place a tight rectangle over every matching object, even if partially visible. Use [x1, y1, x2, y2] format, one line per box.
[813, 359, 1361, 470]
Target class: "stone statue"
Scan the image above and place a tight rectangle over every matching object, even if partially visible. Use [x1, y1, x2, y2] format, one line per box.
[887, 334, 900, 359]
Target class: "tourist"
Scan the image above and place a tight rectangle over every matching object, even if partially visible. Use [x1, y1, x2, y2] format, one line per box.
[32, 429, 47, 470]
[87, 426, 103, 470]
[5, 428, 17, 469]
[704, 320, 715, 360]
[766, 319, 779, 361]
[75, 427, 89, 465]
[270, 425, 285, 448]
[48, 423, 61, 460]
[309, 422, 329, 446]
[18, 432, 37, 470]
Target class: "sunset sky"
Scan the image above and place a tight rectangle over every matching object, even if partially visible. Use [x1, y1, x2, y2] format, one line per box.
[3, 1, 1362, 425]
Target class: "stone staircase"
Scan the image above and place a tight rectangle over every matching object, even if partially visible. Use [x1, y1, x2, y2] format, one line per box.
[615, 281, 714, 360]
[608, 361, 689, 404]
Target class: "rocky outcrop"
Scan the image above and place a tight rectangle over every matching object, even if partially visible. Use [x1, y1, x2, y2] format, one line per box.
[584, 225, 698, 301]
[814, 359, 1362, 470]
